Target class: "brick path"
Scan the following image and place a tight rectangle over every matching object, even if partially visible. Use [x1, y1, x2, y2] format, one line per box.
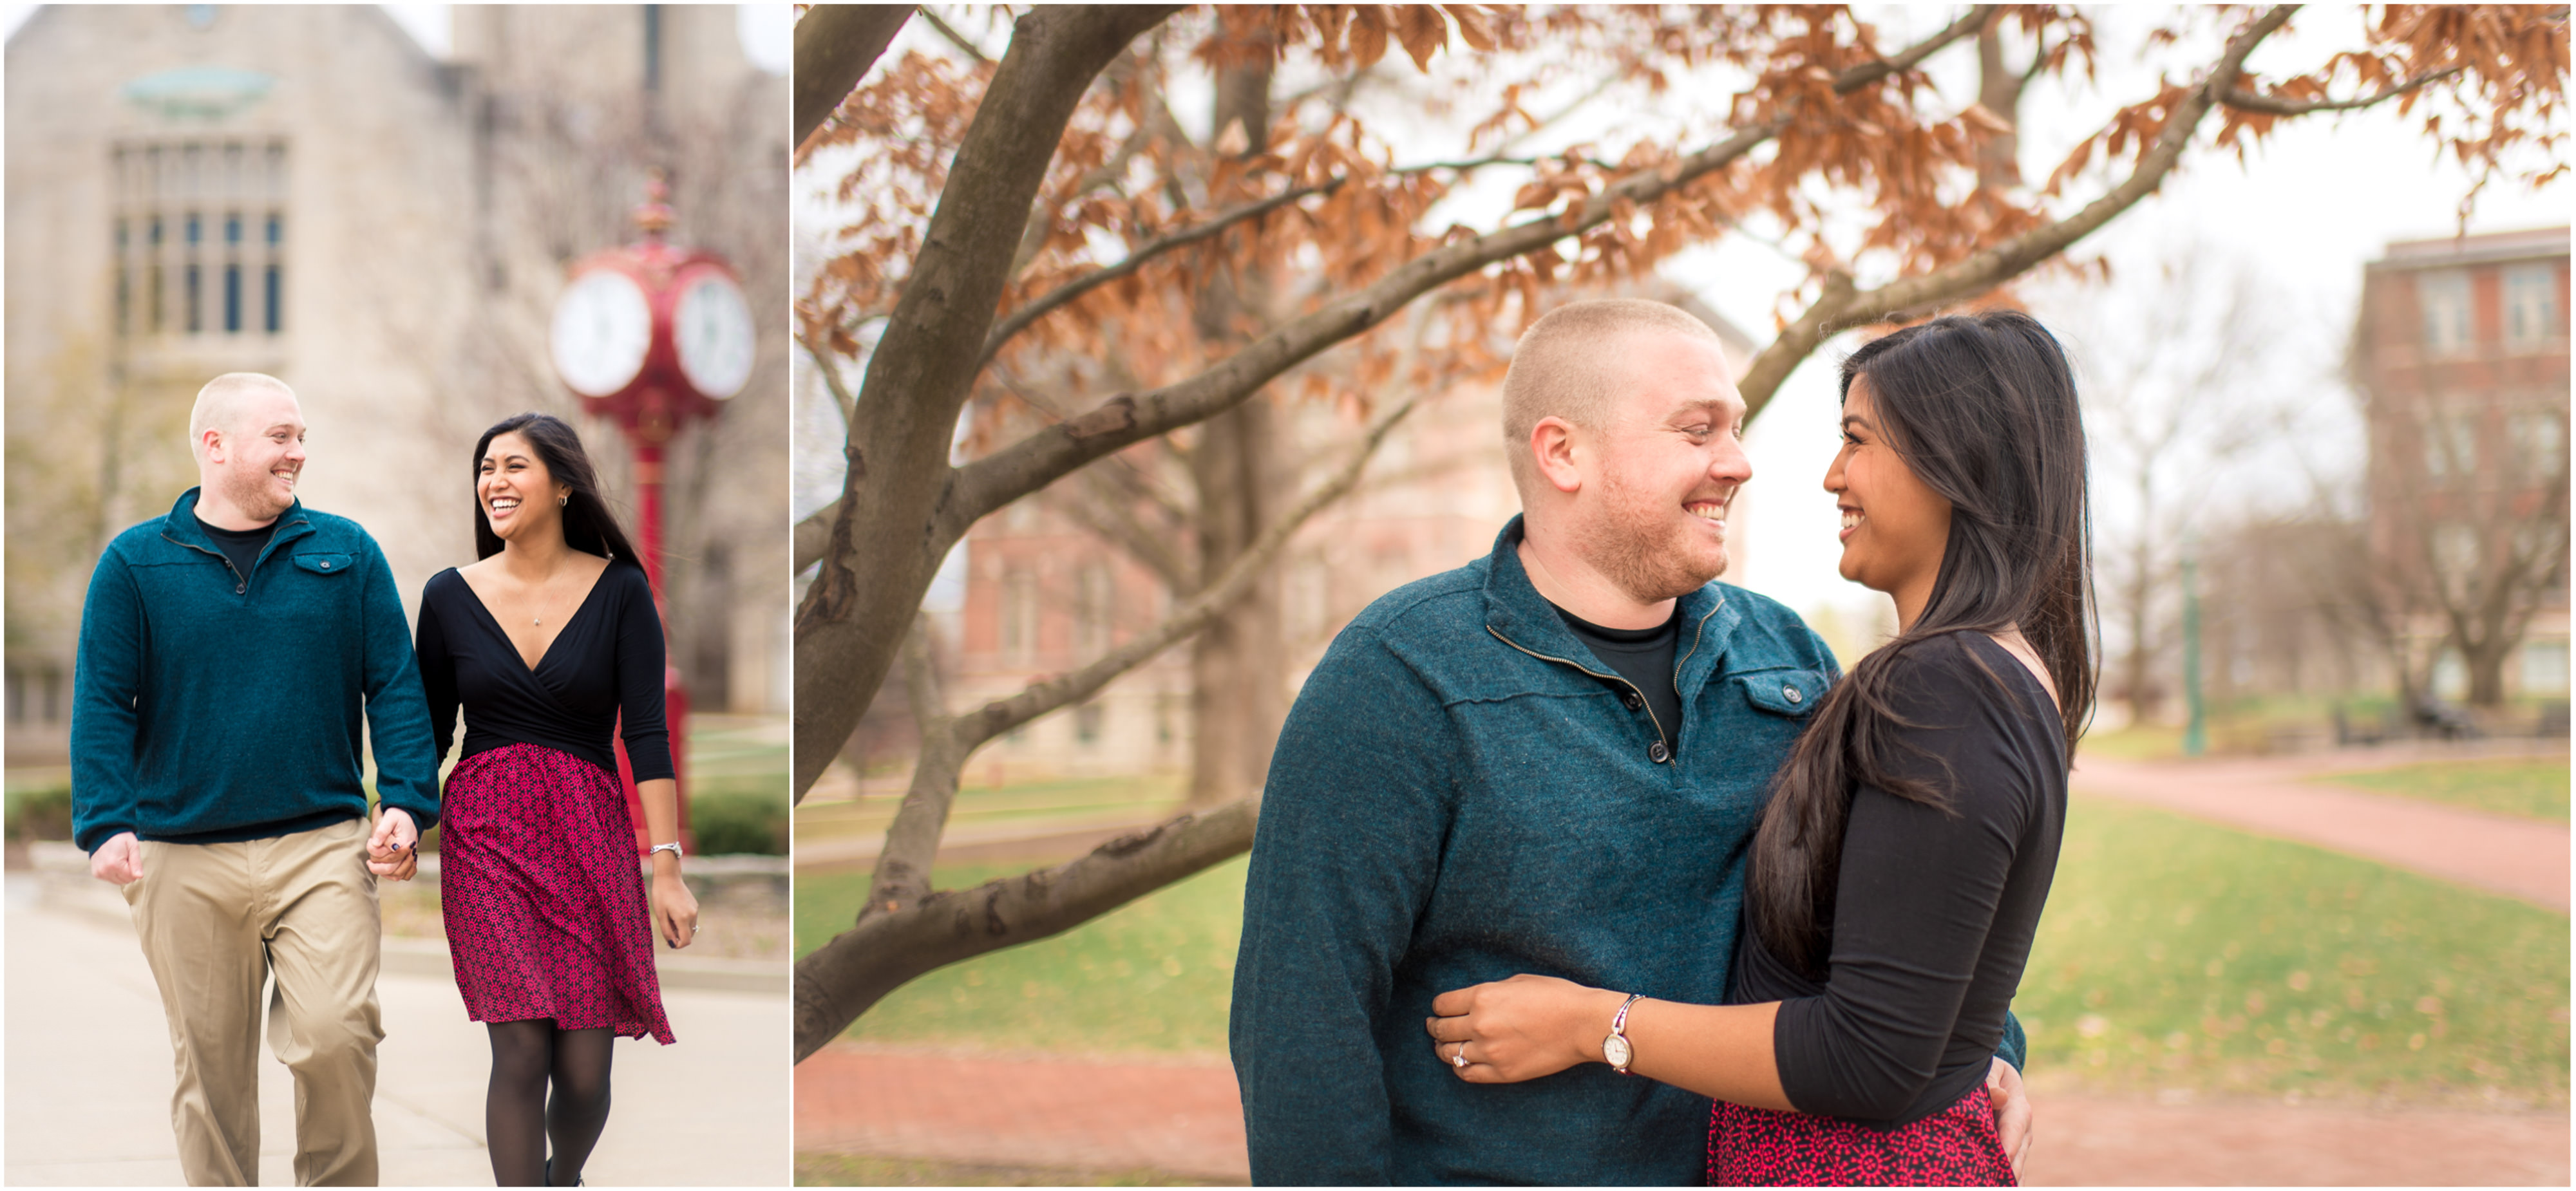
[795, 1046, 1247, 1182]
[2073, 742, 2569, 912]
[797, 1044, 2568, 1185]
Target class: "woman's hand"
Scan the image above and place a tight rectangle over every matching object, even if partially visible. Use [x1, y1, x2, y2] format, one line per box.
[1425, 974, 1627, 1083]
[652, 867, 699, 949]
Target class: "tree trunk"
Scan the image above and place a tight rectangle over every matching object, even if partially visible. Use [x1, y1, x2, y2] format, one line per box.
[1187, 400, 1289, 808]
[2123, 539, 2159, 724]
[2465, 634, 2514, 708]
[1184, 44, 1287, 811]
[1973, 21, 2025, 191]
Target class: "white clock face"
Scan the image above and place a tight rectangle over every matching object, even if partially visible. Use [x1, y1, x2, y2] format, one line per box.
[551, 269, 653, 399]
[674, 273, 755, 400]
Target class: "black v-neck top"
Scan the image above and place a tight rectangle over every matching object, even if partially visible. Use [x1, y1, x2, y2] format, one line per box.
[1728, 630, 2067, 1128]
[415, 561, 674, 782]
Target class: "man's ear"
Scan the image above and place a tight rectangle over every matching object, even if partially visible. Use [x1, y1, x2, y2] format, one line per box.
[1530, 417, 1584, 495]
[200, 428, 227, 465]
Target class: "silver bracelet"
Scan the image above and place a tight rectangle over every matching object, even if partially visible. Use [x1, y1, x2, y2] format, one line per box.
[647, 841, 682, 859]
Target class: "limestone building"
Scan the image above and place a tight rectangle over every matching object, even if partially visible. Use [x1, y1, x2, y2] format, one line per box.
[5, 5, 790, 766]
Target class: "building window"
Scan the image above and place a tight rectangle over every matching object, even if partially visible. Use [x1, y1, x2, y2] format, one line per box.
[113, 137, 287, 340]
[2432, 648, 2468, 701]
[1074, 700, 1104, 745]
[999, 568, 1038, 664]
[1073, 563, 1113, 657]
[2506, 265, 2561, 350]
[2521, 641, 2570, 696]
[2513, 407, 2566, 481]
[2418, 270, 2473, 358]
[2423, 409, 2478, 482]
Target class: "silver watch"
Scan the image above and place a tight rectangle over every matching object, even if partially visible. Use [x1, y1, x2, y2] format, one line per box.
[1602, 992, 1646, 1074]
[647, 841, 682, 859]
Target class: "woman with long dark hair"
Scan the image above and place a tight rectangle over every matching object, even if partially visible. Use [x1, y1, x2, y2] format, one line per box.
[404, 411, 698, 1186]
[1424, 310, 2092, 1185]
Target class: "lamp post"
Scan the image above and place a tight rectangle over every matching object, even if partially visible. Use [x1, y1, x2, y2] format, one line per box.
[2181, 543, 2206, 758]
[547, 176, 756, 851]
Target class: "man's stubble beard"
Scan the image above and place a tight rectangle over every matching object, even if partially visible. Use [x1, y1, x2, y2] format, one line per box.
[1574, 469, 1727, 605]
[218, 460, 293, 523]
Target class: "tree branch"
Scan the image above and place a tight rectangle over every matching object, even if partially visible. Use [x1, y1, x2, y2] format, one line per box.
[2220, 64, 2467, 115]
[983, 179, 1344, 370]
[793, 389, 1425, 1057]
[795, 5, 916, 151]
[795, 4, 1182, 800]
[862, 617, 957, 915]
[959, 386, 1423, 749]
[795, 796, 1259, 1062]
[1733, 5, 2297, 416]
[1045, 470, 1195, 592]
[916, 5, 993, 65]
[802, 332, 860, 427]
[943, 116, 1786, 535]
[1834, 6, 1998, 93]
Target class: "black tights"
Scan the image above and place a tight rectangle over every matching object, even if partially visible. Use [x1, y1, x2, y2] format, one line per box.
[486, 1019, 614, 1186]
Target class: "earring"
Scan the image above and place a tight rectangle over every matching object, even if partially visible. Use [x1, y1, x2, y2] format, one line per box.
[558, 495, 569, 507]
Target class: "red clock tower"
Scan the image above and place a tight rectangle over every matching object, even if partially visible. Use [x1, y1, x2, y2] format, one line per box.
[547, 176, 756, 852]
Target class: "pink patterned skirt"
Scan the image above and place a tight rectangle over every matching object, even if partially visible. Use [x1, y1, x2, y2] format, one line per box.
[1709, 1085, 2013, 1186]
[439, 742, 675, 1044]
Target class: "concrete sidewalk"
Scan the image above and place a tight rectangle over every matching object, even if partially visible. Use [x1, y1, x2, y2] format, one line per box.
[6, 874, 789, 1186]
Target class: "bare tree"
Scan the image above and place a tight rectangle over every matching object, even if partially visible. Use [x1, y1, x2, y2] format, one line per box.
[2043, 243, 2289, 724]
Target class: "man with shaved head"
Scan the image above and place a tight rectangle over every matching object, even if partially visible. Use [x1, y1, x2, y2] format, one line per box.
[1231, 300, 2030, 1182]
[72, 373, 439, 1185]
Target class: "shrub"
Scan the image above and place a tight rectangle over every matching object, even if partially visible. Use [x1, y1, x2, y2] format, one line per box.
[7, 787, 71, 842]
[690, 790, 786, 856]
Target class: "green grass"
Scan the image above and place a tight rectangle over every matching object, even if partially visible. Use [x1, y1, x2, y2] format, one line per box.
[796, 856, 1246, 1055]
[796, 799, 2570, 1104]
[2312, 759, 2571, 823]
[795, 1154, 1229, 1186]
[795, 774, 1182, 843]
[2017, 794, 2568, 1105]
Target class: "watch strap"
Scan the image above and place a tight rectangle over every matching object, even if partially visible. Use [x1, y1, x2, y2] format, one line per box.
[1607, 992, 1646, 1074]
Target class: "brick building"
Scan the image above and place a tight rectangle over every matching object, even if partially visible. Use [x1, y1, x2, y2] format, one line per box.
[2351, 227, 2570, 705]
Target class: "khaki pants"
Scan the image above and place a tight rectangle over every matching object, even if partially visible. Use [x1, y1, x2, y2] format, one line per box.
[124, 817, 383, 1186]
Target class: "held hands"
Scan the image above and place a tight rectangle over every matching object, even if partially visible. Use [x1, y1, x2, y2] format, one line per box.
[90, 832, 144, 885]
[366, 807, 420, 881]
[650, 857, 699, 950]
[1425, 973, 1626, 1083]
[1987, 1057, 2034, 1177]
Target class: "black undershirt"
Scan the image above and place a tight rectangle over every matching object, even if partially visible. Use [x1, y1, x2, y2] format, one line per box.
[195, 515, 278, 583]
[1551, 601, 1683, 752]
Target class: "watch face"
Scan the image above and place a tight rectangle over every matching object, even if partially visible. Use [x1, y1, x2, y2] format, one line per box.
[551, 269, 652, 398]
[1602, 1033, 1633, 1071]
[674, 273, 755, 400]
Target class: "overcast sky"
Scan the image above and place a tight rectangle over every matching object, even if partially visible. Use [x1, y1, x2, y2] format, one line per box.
[1, 4, 790, 72]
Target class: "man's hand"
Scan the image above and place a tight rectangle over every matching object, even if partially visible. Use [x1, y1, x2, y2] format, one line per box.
[367, 807, 419, 881]
[90, 832, 144, 885]
[1987, 1057, 2033, 1176]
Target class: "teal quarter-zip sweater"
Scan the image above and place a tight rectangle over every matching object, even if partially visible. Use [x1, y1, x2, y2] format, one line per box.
[71, 489, 441, 851]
